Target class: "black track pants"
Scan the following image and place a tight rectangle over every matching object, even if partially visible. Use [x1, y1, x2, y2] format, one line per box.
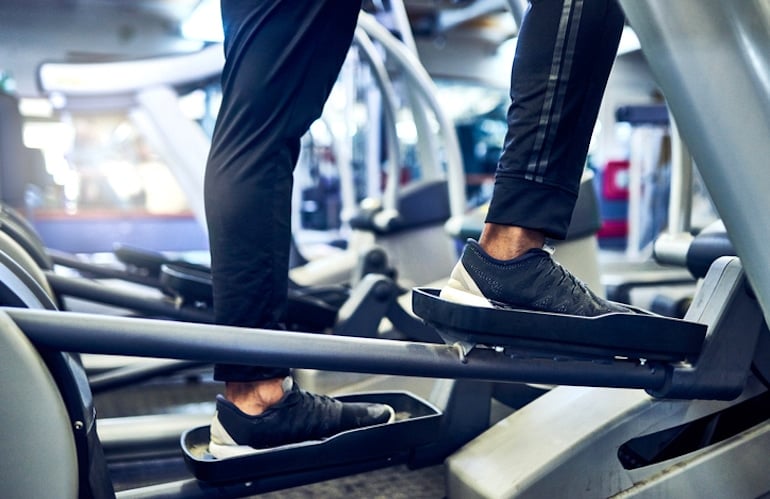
[204, 0, 362, 381]
[486, 0, 625, 239]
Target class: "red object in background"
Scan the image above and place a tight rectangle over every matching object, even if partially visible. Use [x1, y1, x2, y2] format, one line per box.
[603, 160, 630, 200]
[598, 219, 628, 238]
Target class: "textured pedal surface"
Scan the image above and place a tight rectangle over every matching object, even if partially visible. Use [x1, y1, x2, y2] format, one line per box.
[182, 391, 442, 484]
[412, 288, 707, 362]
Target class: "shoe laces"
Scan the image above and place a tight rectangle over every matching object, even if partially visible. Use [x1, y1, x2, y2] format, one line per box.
[284, 384, 334, 408]
[542, 257, 587, 294]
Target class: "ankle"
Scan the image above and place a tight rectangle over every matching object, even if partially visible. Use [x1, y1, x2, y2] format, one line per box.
[225, 377, 286, 416]
[478, 223, 545, 261]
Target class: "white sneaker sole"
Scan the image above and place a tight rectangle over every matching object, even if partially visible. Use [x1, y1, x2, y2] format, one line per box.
[440, 261, 494, 309]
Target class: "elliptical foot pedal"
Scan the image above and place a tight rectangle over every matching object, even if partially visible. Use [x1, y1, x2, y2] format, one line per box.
[160, 263, 213, 304]
[182, 391, 441, 484]
[113, 243, 167, 277]
[412, 288, 706, 362]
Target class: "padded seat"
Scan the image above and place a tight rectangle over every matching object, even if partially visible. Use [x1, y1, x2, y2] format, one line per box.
[685, 220, 735, 278]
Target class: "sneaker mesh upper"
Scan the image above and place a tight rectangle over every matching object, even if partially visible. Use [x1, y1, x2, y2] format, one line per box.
[444, 240, 632, 316]
[211, 378, 394, 451]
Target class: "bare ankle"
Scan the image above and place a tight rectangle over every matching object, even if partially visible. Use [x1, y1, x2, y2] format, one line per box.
[478, 223, 545, 261]
[225, 377, 286, 416]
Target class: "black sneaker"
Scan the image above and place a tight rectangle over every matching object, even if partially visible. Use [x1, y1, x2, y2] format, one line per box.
[440, 240, 633, 316]
[209, 377, 395, 458]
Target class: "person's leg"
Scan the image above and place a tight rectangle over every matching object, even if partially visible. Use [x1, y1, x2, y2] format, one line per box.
[488, 0, 626, 241]
[443, 0, 631, 315]
[204, 0, 392, 456]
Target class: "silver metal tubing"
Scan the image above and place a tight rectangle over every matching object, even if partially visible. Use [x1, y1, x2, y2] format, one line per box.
[45, 272, 213, 323]
[387, 0, 442, 182]
[653, 112, 694, 267]
[358, 12, 467, 220]
[354, 27, 401, 217]
[667, 113, 693, 237]
[506, 0, 528, 27]
[353, 27, 402, 219]
[4, 308, 666, 391]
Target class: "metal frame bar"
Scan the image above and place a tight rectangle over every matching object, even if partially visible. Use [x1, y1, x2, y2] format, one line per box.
[3, 307, 666, 391]
[620, 0, 770, 330]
